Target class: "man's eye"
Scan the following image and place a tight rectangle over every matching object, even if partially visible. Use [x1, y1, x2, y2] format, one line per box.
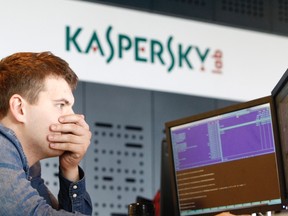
[57, 103, 65, 109]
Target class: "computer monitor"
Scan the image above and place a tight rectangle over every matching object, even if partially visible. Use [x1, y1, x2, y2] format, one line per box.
[160, 139, 177, 216]
[272, 68, 288, 201]
[165, 96, 287, 216]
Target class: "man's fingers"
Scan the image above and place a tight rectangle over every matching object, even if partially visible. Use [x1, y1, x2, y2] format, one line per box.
[49, 141, 85, 154]
[58, 114, 89, 129]
[48, 133, 82, 144]
[50, 123, 86, 137]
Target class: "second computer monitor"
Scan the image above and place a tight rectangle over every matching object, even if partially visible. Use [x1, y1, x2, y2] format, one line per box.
[165, 96, 287, 215]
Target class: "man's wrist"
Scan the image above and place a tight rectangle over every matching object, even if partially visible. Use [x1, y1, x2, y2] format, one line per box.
[60, 166, 79, 182]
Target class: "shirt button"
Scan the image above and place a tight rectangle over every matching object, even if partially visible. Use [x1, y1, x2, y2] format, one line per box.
[73, 185, 78, 190]
[72, 193, 77, 198]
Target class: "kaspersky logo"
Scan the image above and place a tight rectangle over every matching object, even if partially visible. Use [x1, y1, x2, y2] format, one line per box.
[65, 25, 223, 74]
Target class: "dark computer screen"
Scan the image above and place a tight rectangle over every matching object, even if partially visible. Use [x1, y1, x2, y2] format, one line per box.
[272, 68, 288, 199]
[165, 96, 287, 215]
[160, 139, 177, 216]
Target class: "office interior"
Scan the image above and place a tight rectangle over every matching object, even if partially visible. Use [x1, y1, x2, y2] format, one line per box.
[36, 0, 288, 215]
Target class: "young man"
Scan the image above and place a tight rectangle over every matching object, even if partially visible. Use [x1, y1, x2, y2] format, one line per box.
[0, 52, 92, 215]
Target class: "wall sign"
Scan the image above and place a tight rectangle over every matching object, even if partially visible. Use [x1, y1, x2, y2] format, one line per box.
[1, 0, 288, 101]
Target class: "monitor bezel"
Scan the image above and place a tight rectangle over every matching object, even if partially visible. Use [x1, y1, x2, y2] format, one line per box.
[272, 68, 288, 97]
[165, 96, 287, 216]
[271, 68, 288, 204]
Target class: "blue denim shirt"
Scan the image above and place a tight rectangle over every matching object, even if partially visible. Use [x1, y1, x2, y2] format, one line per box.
[0, 124, 92, 215]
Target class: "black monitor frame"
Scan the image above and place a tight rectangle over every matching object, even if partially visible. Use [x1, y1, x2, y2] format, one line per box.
[272, 68, 288, 204]
[272, 69, 288, 97]
[165, 96, 288, 216]
[160, 139, 177, 216]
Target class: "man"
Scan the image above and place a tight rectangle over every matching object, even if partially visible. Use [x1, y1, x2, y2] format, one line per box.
[0, 52, 92, 215]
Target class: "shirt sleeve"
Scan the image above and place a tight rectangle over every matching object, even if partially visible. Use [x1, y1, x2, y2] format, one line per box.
[30, 162, 59, 209]
[0, 138, 92, 215]
[58, 166, 93, 215]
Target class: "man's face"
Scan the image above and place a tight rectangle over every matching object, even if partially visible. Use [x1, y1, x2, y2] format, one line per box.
[24, 76, 75, 158]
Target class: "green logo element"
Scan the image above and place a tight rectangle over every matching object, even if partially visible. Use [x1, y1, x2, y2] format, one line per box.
[66, 25, 223, 74]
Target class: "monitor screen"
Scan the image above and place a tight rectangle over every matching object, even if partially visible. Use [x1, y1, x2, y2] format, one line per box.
[272, 68, 288, 199]
[160, 139, 177, 216]
[165, 96, 287, 215]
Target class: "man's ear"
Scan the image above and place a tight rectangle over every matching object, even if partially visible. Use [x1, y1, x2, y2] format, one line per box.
[9, 94, 26, 123]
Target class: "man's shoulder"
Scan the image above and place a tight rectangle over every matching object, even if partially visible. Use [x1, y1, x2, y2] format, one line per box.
[0, 127, 25, 167]
[0, 125, 18, 148]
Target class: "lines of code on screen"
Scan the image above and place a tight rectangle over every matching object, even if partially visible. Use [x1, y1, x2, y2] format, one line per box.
[170, 103, 281, 215]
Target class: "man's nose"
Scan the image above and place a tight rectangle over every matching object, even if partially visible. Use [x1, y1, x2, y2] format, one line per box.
[67, 107, 75, 115]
